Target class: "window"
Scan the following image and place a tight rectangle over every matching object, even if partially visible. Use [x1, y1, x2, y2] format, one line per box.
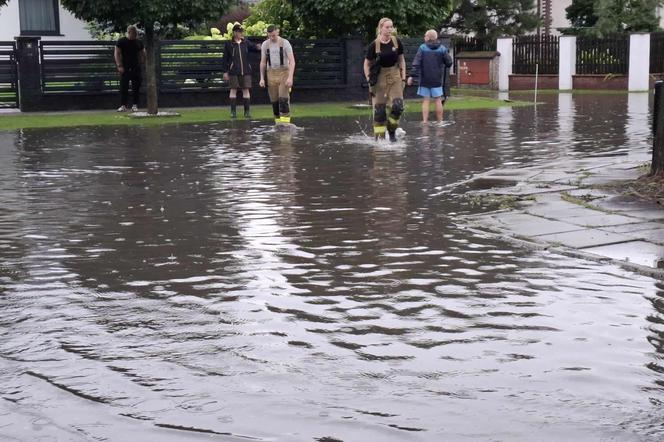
[19, 0, 60, 36]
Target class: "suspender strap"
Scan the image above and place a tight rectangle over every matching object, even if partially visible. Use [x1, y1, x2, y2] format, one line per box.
[266, 37, 285, 68]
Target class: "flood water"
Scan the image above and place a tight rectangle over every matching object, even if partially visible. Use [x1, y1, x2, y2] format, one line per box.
[1, 94, 662, 441]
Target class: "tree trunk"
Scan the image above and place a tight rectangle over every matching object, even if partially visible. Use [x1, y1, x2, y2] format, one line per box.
[144, 24, 159, 115]
[651, 81, 664, 175]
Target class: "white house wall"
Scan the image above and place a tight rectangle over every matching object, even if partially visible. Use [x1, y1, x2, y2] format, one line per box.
[0, 0, 91, 41]
[0, 0, 21, 39]
[550, 0, 573, 34]
[57, 4, 92, 40]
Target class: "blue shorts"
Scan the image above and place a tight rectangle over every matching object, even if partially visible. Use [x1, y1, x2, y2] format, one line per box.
[417, 86, 444, 98]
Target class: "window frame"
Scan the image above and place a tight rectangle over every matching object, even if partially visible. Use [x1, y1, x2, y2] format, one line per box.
[18, 0, 62, 36]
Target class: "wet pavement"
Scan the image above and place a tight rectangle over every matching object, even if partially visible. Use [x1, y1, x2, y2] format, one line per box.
[1, 93, 663, 441]
[464, 93, 664, 276]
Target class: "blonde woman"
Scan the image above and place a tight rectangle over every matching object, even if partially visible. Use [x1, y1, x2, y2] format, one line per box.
[363, 18, 406, 141]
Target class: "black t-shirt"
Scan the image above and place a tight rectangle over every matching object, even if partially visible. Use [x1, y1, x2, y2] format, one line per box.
[365, 38, 403, 68]
[116, 37, 144, 69]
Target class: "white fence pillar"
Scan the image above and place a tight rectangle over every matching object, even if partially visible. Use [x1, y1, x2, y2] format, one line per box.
[559, 36, 576, 91]
[629, 33, 650, 91]
[497, 37, 513, 92]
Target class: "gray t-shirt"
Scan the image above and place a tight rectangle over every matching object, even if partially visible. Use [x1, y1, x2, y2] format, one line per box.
[261, 38, 293, 70]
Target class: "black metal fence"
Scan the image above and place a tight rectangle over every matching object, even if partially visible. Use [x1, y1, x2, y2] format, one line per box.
[25, 37, 362, 109]
[40, 38, 349, 95]
[452, 35, 494, 53]
[651, 32, 664, 74]
[400, 38, 423, 77]
[159, 40, 225, 92]
[40, 41, 118, 94]
[0, 41, 17, 107]
[161, 38, 347, 91]
[576, 35, 629, 75]
[292, 39, 345, 86]
[513, 35, 559, 74]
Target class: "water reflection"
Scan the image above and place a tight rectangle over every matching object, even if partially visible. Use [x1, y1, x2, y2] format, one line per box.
[557, 93, 575, 156]
[0, 95, 662, 441]
[626, 92, 652, 161]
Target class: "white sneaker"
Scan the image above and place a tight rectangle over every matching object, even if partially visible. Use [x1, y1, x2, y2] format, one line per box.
[131, 105, 138, 112]
[117, 105, 127, 112]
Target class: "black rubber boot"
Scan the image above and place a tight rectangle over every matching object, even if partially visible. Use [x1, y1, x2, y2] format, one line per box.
[230, 98, 237, 118]
[243, 98, 251, 118]
[388, 129, 397, 142]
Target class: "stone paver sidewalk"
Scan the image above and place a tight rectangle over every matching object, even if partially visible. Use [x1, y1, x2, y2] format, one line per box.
[460, 151, 664, 277]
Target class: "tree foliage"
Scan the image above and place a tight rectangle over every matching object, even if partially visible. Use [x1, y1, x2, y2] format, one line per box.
[244, 0, 302, 38]
[212, 5, 251, 34]
[186, 22, 269, 40]
[442, 0, 540, 42]
[245, 0, 448, 39]
[565, 0, 599, 30]
[564, 0, 662, 35]
[61, 0, 230, 33]
[593, 0, 662, 35]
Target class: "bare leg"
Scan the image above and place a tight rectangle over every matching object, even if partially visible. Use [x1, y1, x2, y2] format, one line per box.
[435, 98, 444, 122]
[422, 97, 430, 123]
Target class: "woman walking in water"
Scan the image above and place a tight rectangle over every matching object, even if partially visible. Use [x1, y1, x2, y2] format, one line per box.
[363, 17, 406, 142]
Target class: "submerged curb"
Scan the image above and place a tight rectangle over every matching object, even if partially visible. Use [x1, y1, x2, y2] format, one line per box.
[461, 220, 664, 280]
[454, 149, 664, 280]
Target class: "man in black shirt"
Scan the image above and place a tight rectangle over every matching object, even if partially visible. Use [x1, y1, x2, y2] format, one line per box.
[114, 25, 146, 112]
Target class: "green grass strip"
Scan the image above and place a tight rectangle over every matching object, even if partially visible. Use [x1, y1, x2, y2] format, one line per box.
[0, 95, 532, 131]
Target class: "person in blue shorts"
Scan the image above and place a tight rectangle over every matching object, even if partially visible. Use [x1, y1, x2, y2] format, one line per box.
[407, 30, 453, 123]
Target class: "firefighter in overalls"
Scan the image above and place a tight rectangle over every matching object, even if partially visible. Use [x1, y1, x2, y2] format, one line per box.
[259, 25, 296, 124]
[363, 17, 406, 142]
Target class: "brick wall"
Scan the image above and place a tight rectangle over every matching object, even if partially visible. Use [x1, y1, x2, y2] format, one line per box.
[572, 74, 627, 90]
[509, 74, 559, 90]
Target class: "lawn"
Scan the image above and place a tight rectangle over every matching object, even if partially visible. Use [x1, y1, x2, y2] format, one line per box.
[0, 95, 533, 131]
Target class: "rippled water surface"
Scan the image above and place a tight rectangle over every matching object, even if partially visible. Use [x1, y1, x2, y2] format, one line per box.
[1, 94, 663, 441]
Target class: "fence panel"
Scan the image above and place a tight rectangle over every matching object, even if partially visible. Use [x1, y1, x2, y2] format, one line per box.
[452, 36, 494, 54]
[291, 39, 345, 87]
[576, 35, 629, 75]
[159, 40, 226, 92]
[160, 38, 346, 92]
[513, 35, 559, 74]
[40, 41, 118, 94]
[651, 32, 664, 74]
[0, 41, 17, 107]
[401, 37, 423, 77]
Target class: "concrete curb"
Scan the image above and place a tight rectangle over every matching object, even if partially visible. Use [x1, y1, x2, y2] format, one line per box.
[461, 220, 664, 280]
